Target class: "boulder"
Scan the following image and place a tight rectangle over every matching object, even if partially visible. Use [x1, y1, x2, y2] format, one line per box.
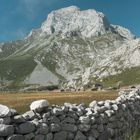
[30, 100, 49, 112]
[22, 111, 36, 120]
[0, 124, 14, 137]
[62, 124, 77, 132]
[78, 124, 90, 132]
[79, 116, 90, 124]
[37, 123, 49, 135]
[7, 134, 24, 140]
[74, 131, 86, 140]
[105, 110, 114, 117]
[0, 105, 11, 118]
[62, 117, 76, 124]
[49, 116, 60, 124]
[89, 101, 97, 108]
[0, 117, 11, 125]
[54, 131, 67, 140]
[45, 133, 53, 140]
[52, 107, 64, 116]
[50, 123, 61, 132]
[67, 132, 74, 140]
[13, 115, 26, 124]
[88, 136, 96, 140]
[10, 109, 18, 116]
[34, 135, 45, 140]
[18, 122, 36, 134]
[24, 133, 35, 140]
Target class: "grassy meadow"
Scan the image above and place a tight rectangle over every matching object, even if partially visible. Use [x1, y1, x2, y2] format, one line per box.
[0, 91, 118, 113]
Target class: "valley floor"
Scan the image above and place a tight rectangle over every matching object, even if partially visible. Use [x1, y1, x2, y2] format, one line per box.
[0, 91, 118, 113]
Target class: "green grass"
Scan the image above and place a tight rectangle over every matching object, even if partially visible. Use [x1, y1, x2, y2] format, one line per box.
[0, 55, 37, 89]
[102, 67, 140, 87]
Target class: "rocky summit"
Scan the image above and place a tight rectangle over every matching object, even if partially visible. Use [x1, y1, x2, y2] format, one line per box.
[0, 6, 140, 91]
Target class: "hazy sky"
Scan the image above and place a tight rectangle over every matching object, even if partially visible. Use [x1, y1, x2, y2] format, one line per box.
[0, 0, 139, 42]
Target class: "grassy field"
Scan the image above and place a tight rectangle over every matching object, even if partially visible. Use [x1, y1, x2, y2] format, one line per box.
[0, 91, 118, 113]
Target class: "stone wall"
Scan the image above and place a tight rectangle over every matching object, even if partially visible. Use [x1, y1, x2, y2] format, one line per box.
[0, 89, 140, 140]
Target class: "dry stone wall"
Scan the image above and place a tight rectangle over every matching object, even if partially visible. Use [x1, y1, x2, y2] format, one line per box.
[0, 89, 140, 140]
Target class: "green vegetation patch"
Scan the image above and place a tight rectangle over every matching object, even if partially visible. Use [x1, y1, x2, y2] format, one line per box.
[103, 67, 140, 87]
[0, 55, 37, 87]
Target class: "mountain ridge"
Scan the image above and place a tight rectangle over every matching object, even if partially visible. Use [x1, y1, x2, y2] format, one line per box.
[0, 6, 140, 91]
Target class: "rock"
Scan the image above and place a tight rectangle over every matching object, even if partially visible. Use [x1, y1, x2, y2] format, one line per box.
[85, 108, 93, 116]
[30, 100, 49, 112]
[54, 131, 67, 140]
[97, 124, 104, 132]
[34, 135, 45, 140]
[64, 103, 74, 109]
[78, 124, 90, 132]
[88, 136, 96, 140]
[90, 129, 99, 138]
[0, 105, 11, 117]
[79, 116, 90, 124]
[98, 101, 104, 106]
[42, 112, 51, 118]
[7, 134, 25, 140]
[91, 116, 96, 124]
[22, 111, 36, 120]
[74, 131, 86, 140]
[89, 101, 97, 108]
[13, 115, 26, 123]
[31, 119, 39, 127]
[50, 123, 61, 132]
[52, 107, 64, 116]
[105, 110, 114, 117]
[0, 117, 11, 125]
[18, 122, 36, 134]
[107, 128, 115, 137]
[62, 117, 76, 124]
[112, 104, 118, 111]
[0, 124, 14, 137]
[45, 133, 53, 140]
[49, 116, 60, 124]
[67, 112, 78, 120]
[104, 101, 111, 109]
[67, 132, 74, 140]
[10, 109, 18, 116]
[37, 123, 49, 135]
[98, 128, 114, 140]
[62, 124, 77, 132]
[24, 133, 35, 140]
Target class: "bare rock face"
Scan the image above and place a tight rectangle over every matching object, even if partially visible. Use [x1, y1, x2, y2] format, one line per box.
[30, 100, 49, 112]
[41, 6, 110, 38]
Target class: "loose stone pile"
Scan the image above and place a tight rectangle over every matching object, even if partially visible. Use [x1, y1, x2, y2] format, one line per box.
[0, 90, 140, 140]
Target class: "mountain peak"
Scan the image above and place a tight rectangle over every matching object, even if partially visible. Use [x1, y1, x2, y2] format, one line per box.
[41, 6, 110, 38]
[56, 6, 80, 12]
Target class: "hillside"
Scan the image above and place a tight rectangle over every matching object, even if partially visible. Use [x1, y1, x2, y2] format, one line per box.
[0, 6, 140, 91]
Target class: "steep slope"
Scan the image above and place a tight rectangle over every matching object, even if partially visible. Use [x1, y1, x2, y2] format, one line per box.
[0, 6, 139, 90]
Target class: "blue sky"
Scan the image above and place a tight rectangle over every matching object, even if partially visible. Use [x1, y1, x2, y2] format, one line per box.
[0, 0, 139, 42]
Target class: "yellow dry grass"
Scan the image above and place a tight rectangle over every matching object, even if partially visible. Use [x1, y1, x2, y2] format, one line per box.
[0, 91, 118, 113]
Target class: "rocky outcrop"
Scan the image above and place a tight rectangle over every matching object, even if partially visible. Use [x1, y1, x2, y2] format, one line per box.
[0, 90, 140, 140]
